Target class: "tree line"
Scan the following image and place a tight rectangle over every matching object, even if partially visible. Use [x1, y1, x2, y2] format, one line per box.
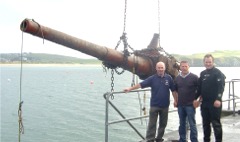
[1, 50, 240, 67]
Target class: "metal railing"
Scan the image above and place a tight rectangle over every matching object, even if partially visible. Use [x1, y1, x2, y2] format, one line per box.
[103, 79, 240, 142]
[224, 79, 240, 116]
[103, 89, 177, 142]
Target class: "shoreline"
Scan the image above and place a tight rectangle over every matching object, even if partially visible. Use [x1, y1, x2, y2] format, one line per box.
[0, 63, 102, 67]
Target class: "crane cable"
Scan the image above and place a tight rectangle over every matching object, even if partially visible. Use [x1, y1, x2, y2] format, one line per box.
[157, 0, 174, 59]
[157, 0, 166, 54]
[158, 0, 161, 48]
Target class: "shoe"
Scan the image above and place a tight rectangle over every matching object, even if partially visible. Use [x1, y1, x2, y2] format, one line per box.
[155, 138, 164, 142]
[145, 139, 154, 142]
[146, 140, 154, 142]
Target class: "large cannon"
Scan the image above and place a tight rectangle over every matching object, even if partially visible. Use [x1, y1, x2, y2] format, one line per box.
[20, 19, 179, 80]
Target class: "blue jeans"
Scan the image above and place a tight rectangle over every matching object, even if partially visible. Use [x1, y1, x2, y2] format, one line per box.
[178, 105, 198, 142]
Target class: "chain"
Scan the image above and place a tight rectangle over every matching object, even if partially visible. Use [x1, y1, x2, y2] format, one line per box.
[105, 0, 133, 95]
[115, 67, 125, 75]
[112, 0, 131, 75]
[114, 39, 122, 50]
[123, 0, 127, 33]
[110, 69, 115, 99]
[156, 47, 176, 59]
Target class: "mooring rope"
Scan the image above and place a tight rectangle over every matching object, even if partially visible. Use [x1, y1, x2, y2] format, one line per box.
[18, 31, 25, 142]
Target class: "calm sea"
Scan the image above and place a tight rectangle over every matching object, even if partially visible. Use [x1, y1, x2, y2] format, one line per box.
[1, 65, 239, 142]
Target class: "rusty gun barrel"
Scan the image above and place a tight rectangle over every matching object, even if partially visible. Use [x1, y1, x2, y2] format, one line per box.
[20, 19, 179, 79]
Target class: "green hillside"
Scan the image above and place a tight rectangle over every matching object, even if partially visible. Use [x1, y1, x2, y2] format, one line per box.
[172, 50, 240, 67]
[0, 53, 101, 64]
[1, 50, 240, 66]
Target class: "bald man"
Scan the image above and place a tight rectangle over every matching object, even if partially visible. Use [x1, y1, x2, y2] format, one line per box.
[124, 62, 177, 142]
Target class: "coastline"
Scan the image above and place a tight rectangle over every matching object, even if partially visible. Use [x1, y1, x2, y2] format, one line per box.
[0, 63, 102, 67]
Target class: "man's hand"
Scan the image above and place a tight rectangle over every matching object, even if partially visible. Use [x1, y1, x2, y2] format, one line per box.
[123, 84, 141, 93]
[174, 100, 178, 108]
[123, 88, 131, 93]
[214, 100, 221, 108]
[193, 100, 200, 108]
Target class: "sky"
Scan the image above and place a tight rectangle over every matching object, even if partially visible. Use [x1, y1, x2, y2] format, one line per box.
[1, 0, 240, 59]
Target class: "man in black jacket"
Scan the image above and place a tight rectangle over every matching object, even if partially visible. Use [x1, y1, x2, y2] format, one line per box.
[193, 54, 226, 142]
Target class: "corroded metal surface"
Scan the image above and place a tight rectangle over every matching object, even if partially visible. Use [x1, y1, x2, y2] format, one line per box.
[20, 19, 179, 79]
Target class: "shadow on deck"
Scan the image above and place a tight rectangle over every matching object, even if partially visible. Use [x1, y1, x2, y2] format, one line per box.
[163, 113, 240, 142]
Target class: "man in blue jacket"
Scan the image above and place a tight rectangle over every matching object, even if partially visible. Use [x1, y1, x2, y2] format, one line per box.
[124, 61, 177, 142]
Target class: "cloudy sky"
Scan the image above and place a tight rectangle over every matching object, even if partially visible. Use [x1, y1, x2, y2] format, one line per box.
[1, 0, 240, 58]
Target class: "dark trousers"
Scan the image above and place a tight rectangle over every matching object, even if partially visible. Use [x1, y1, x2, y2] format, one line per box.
[201, 104, 222, 142]
[146, 107, 168, 141]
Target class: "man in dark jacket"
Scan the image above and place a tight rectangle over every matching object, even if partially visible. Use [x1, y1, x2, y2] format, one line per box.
[194, 54, 226, 142]
[175, 61, 198, 142]
[124, 62, 177, 142]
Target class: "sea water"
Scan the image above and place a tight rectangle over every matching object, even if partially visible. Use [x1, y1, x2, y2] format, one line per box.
[1, 65, 239, 142]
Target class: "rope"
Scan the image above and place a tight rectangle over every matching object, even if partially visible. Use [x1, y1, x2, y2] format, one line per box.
[18, 31, 25, 142]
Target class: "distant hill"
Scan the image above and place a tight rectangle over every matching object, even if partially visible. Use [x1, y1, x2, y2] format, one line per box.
[0, 53, 101, 64]
[172, 50, 240, 67]
[1, 50, 240, 67]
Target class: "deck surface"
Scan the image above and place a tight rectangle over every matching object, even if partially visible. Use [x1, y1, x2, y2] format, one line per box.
[164, 113, 240, 142]
[140, 112, 240, 142]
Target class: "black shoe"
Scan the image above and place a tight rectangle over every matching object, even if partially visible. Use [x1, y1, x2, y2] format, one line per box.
[155, 138, 164, 142]
[145, 139, 155, 142]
